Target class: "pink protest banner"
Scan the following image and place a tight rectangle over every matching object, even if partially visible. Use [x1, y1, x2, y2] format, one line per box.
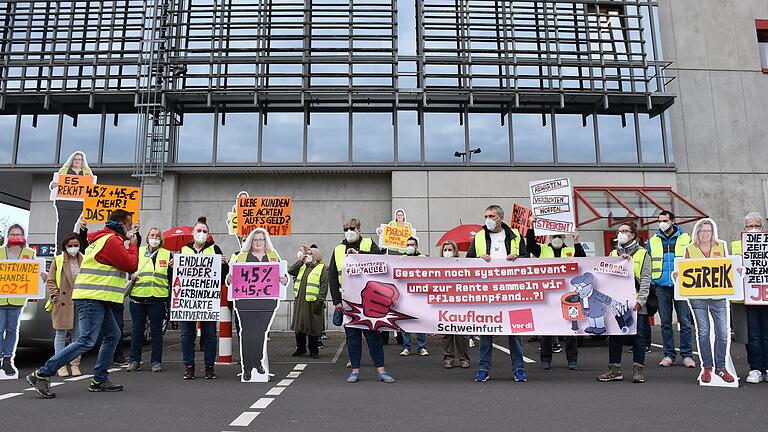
[230, 262, 281, 299]
[341, 255, 637, 336]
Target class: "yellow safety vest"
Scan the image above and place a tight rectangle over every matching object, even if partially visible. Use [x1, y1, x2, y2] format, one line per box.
[0, 246, 36, 307]
[72, 234, 126, 304]
[473, 228, 521, 257]
[54, 253, 65, 288]
[294, 263, 325, 302]
[731, 240, 743, 256]
[132, 247, 172, 298]
[648, 233, 691, 279]
[335, 238, 373, 286]
[233, 249, 280, 264]
[685, 242, 728, 259]
[58, 166, 93, 175]
[181, 244, 218, 256]
[610, 248, 648, 280]
[539, 245, 575, 258]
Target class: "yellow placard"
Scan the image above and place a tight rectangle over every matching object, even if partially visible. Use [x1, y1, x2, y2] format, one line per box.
[0, 260, 41, 297]
[678, 258, 736, 297]
[381, 224, 413, 249]
[83, 184, 142, 223]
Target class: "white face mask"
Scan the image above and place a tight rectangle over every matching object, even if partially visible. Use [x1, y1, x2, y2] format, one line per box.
[304, 255, 313, 264]
[485, 218, 497, 231]
[66, 246, 80, 257]
[148, 238, 161, 248]
[442, 251, 454, 258]
[344, 230, 358, 243]
[551, 238, 564, 249]
[659, 222, 671, 232]
[194, 232, 208, 244]
[748, 228, 761, 233]
[406, 246, 416, 255]
[617, 232, 631, 245]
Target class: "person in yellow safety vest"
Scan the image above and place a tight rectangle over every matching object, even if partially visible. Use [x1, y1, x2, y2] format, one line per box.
[526, 224, 584, 371]
[288, 244, 328, 359]
[399, 236, 430, 357]
[467, 205, 528, 383]
[180, 216, 229, 381]
[226, 228, 288, 381]
[328, 218, 395, 383]
[597, 221, 651, 384]
[126, 227, 173, 374]
[1, 223, 43, 378]
[27, 210, 139, 398]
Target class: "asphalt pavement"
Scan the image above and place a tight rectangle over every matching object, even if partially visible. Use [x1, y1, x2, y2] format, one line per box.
[1, 329, 766, 432]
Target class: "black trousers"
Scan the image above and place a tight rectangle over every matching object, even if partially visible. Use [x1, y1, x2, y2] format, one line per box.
[55, 202, 82, 254]
[540, 336, 578, 363]
[236, 299, 278, 374]
[295, 332, 319, 355]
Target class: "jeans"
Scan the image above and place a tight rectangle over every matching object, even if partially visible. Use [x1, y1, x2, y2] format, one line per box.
[690, 299, 729, 369]
[346, 327, 384, 369]
[38, 300, 121, 382]
[0, 307, 22, 358]
[180, 320, 217, 367]
[129, 302, 166, 364]
[53, 319, 81, 366]
[402, 333, 427, 351]
[609, 314, 650, 366]
[540, 336, 578, 363]
[746, 305, 768, 372]
[656, 285, 694, 359]
[478, 335, 524, 372]
[110, 302, 125, 358]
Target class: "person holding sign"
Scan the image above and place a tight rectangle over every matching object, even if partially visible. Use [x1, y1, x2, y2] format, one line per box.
[288, 245, 328, 359]
[50, 151, 93, 252]
[467, 205, 528, 383]
[400, 236, 429, 357]
[180, 217, 228, 380]
[126, 227, 173, 373]
[438, 240, 471, 369]
[27, 210, 138, 398]
[0, 223, 39, 378]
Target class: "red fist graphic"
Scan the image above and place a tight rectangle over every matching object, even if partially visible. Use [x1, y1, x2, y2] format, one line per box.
[360, 281, 400, 318]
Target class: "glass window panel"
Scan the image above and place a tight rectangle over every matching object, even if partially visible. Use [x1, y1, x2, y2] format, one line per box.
[397, 0, 417, 56]
[556, 114, 596, 163]
[216, 113, 259, 163]
[598, 114, 638, 163]
[262, 112, 304, 163]
[638, 113, 665, 164]
[102, 114, 137, 164]
[59, 114, 101, 163]
[0, 115, 16, 164]
[397, 111, 420, 163]
[307, 113, 348, 163]
[176, 113, 214, 163]
[513, 113, 554, 163]
[353, 113, 394, 163]
[424, 113, 464, 164]
[17, 115, 58, 164]
[468, 113, 509, 163]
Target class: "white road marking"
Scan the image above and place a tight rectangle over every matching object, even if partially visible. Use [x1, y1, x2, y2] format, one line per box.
[65, 374, 94, 382]
[25, 382, 64, 391]
[294, 364, 307, 371]
[265, 386, 285, 396]
[250, 398, 274, 409]
[332, 341, 346, 364]
[0, 393, 23, 401]
[276, 379, 294, 386]
[650, 343, 699, 356]
[286, 371, 301, 378]
[229, 412, 260, 427]
[492, 343, 536, 363]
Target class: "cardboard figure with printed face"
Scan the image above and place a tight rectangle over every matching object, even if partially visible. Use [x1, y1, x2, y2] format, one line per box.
[377, 209, 415, 254]
[49, 151, 96, 254]
[674, 218, 743, 388]
[227, 228, 289, 382]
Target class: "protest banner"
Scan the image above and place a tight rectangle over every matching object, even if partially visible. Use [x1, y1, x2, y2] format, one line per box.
[170, 254, 222, 321]
[237, 196, 292, 236]
[511, 203, 545, 244]
[229, 262, 288, 300]
[674, 257, 743, 301]
[742, 232, 768, 305]
[529, 177, 575, 236]
[0, 259, 45, 299]
[377, 209, 415, 253]
[82, 184, 141, 223]
[340, 254, 637, 336]
[49, 173, 97, 201]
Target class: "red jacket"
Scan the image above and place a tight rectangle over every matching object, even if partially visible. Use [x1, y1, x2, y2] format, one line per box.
[89, 228, 139, 274]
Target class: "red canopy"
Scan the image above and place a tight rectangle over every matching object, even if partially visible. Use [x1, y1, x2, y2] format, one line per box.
[435, 224, 483, 252]
[162, 226, 214, 252]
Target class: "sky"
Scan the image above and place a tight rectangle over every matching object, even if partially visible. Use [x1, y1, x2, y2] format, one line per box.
[0, 202, 30, 236]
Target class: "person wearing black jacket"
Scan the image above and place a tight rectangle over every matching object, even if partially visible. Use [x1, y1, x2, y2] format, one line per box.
[526, 226, 584, 370]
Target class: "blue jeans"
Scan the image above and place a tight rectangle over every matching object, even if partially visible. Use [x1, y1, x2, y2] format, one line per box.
[609, 313, 650, 366]
[38, 300, 121, 382]
[746, 305, 768, 372]
[129, 302, 166, 364]
[0, 307, 22, 358]
[180, 320, 217, 367]
[656, 285, 694, 359]
[53, 318, 81, 365]
[402, 333, 427, 351]
[478, 335, 524, 372]
[346, 327, 384, 369]
[690, 299, 729, 369]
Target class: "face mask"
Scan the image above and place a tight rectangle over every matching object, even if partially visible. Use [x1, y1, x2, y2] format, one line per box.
[406, 246, 416, 255]
[6, 237, 26, 247]
[304, 255, 313, 264]
[659, 222, 671, 232]
[443, 251, 454, 258]
[485, 218, 497, 231]
[66, 246, 80, 257]
[617, 232, 631, 245]
[551, 238, 564, 249]
[105, 220, 126, 236]
[194, 232, 208, 244]
[148, 239, 161, 248]
[748, 228, 761, 233]
[344, 230, 358, 243]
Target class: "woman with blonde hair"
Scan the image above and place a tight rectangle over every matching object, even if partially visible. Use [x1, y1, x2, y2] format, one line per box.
[50, 151, 93, 252]
[289, 244, 328, 359]
[439, 240, 471, 369]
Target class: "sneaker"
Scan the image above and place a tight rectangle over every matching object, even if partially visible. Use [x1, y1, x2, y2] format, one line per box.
[346, 371, 360, 383]
[632, 364, 645, 383]
[701, 367, 712, 383]
[151, 363, 163, 373]
[459, 360, 471, 369]
[514, 369, 527, 382]
[645, 346, 652, 354]
[597, 366, 623, 382]
[552, 343, 563, 353]
[443, 360, 454, 369]
[716, 369, 735, 383]
[659, 356, 674, 367]
[746, 370, 763, 384]
[113, 355, 129, 366]
[418, 348, 429, 356]
[399, 348, 410, 356]
[378, 372, 396, 383]
[318, 341, 325, 350]
[88, 378, 123, 392]
[568, 361, 578, 370]
[205, 365, 216, 380]
[682, 357, 696, 368]
[126, 361, 141, 372]
[541, 361, 551, 370]
[474, 369, 490, 382]
[26, 371, 55, 399]
[56, 366, 70, 377]
[183, 365, 195, 380]
[321, 332, 328, 340]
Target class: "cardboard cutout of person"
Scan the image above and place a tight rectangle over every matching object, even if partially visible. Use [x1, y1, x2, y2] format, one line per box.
[49, 151, 95, 254]
[377, 208, 415, 255]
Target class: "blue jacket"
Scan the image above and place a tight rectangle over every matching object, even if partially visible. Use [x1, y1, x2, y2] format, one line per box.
[646, 224, 686, 287]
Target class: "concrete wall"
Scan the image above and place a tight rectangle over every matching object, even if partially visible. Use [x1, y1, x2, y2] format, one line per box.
[661, 0, 768, 241]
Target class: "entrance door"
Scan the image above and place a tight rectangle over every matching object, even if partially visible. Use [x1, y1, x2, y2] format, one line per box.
[602, 230, 650, 255]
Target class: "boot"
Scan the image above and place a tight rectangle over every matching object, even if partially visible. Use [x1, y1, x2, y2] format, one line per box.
[632, 364, 645, 383]
[57, 366, 70, 377]
[597, 365, 623, 382]
[1, 357, 16, 376]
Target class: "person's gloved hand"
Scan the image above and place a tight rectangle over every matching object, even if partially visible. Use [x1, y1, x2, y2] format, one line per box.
[360, 281, 400, 318]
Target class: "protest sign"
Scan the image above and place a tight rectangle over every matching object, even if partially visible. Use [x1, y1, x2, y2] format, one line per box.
[227, 191, 249, 236]
[341, 255, 637, 336]
[674, 257, 743, 301]
[237, 196, 292, 236]
[82, 184, 141, 223]
[0, 259, 45, 299]
[529, 177, 575, 236]
[511, 203, 545, 244]
[742, 232, 768, 305]
[377, 209, 415, 253]
[170, 254, 222, 321]
[229, 262, 288, 300]
[49, 173, 97, 201]
[50, 151, 94, 254]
